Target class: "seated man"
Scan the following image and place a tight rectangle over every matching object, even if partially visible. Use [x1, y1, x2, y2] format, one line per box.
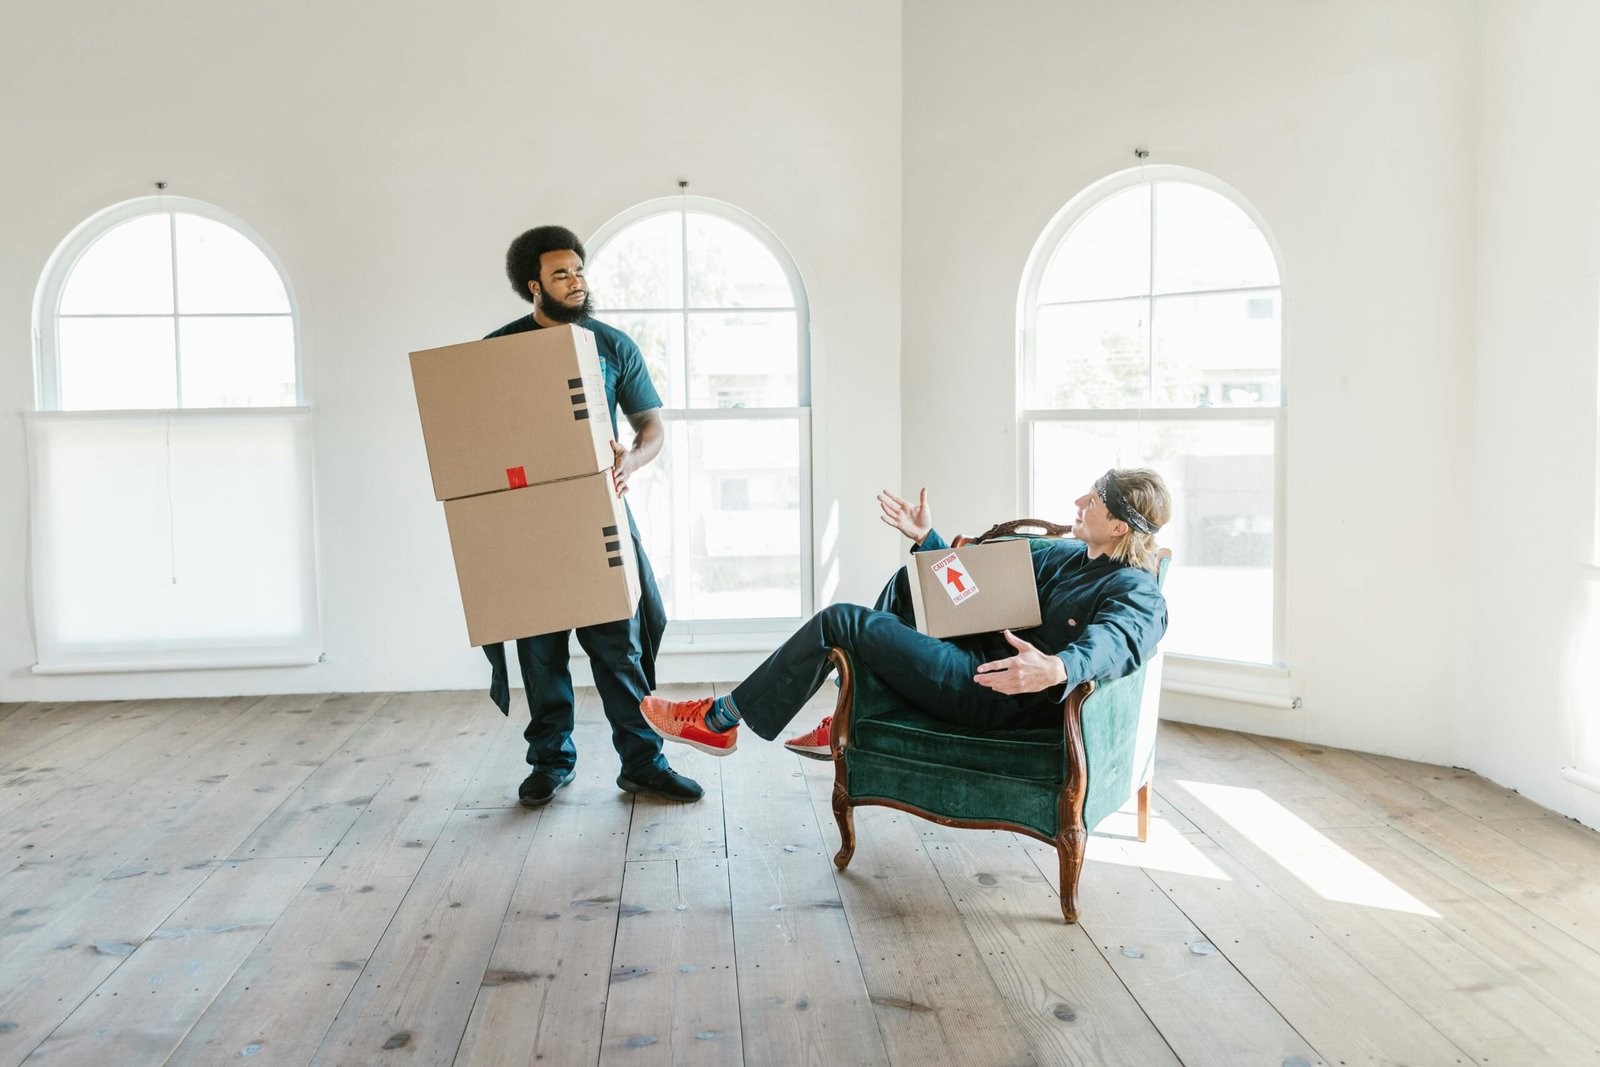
[641, 468, 1171, 754]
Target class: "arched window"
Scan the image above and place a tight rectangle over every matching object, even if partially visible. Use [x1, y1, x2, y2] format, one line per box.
[1020, 167, 1285, 666]
[588, 198, 811, 630]
[36, 196, 298, 411]
[27, 197, 317, 672]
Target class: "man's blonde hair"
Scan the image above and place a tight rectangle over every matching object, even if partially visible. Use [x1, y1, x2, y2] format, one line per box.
[1103, 468, 1172, 573]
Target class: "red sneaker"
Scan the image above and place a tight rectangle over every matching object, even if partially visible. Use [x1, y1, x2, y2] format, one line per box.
[640, 696, 738, 757]
[783, 716, 834, 761]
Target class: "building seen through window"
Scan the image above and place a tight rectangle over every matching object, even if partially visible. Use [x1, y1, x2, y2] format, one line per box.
[588, 201, 811, 627]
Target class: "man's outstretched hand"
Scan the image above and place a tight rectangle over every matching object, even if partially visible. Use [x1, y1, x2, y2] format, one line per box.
[975, 630, 1068, 695]
[878, 487, 932, 544]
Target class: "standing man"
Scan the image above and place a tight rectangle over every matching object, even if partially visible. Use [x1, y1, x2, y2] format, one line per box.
[481, 225, 701, 806]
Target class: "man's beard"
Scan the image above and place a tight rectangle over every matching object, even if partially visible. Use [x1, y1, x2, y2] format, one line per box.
[541, 291, 593, 324]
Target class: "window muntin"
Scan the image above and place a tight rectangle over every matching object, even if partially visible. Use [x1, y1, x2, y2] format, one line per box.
[589, 199, 811, 627]
[1023, 170, 1285, 666]
[41, 198, 297, 411]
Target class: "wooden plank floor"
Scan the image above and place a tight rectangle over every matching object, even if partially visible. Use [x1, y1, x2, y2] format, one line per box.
[3, 691, 1599, 1066]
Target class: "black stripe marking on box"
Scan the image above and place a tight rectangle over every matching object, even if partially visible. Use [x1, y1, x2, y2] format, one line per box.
[573, 409, 589, 420]
[567, 377, 583, 389]
[602, 525, 619, 536]
[604, 540, 620, 552]
[608, 558, 623, 567]
[570, 393, 585, 405]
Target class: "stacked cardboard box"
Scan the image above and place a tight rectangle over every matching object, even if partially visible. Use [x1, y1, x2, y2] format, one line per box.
[410, 326, 640, 646]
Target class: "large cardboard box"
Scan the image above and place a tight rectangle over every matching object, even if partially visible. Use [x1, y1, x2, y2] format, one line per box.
[442, 471, 640, 647]
[409, 325, 641, 646]
[409, 326, 612, 498]
[906, 539, 1042, 639]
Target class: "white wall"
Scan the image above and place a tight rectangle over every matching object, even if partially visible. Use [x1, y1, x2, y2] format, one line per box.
[7, 1, 1599, 828]
[901, 0, 1481, 762]
[0, 0, 904, 701]
[1468, 0, 1600, 828]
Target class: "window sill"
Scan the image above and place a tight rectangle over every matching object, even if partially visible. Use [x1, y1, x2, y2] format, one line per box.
[1161, 654, 1299, 709]
[32, 648, 323, 675]
[1561, 767, 1600, 795]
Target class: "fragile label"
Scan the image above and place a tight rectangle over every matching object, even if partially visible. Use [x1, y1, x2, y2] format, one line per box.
[930, 552, 978, 606]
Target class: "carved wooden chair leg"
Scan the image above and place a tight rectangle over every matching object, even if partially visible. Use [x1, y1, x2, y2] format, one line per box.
[1137, 781, 1151, 843]
[1055, 828, 1086, 923]
[832, 787, 856, 869]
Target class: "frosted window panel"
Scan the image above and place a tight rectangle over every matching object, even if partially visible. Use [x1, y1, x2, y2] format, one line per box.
[1030, 299, 1149, 409]
[58, 213, 174, 315]
[178, 316, 297, 407]
[175, 214, 290, 313]
[58, 318, 178, 410]
[686, 213, 793, 308]
[589, 212, 682, 310]
[27, 411, 318, 661]
[1152, 291, 1282, 408]
[598, 311, 683, 408]
[686, 311, 798, 408]
[1032, 418, 1275, 663]
[1037, 186, 1151, 304]
[1153, 183, 1278, 295]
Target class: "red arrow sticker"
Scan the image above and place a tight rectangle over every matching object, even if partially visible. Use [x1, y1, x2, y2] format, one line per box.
[930, 552, 979, 606]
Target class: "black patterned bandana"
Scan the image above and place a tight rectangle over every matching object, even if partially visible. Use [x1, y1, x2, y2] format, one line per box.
[1095, 470, 1160, 535]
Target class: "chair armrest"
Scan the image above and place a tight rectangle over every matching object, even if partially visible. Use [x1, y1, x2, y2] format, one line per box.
[825, 647, 910, 757]
[1074, 666, 1157, 833]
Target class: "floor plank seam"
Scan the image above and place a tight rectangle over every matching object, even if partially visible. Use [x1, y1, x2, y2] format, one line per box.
[446, 805, 545, 1067]
[1132, 857, 1335, 1066]
[301, 696, 506, 1062]
[807, 760, 922, 1066]
[1015, 834, 1186, 1067]
[594, 785, 643, 1065]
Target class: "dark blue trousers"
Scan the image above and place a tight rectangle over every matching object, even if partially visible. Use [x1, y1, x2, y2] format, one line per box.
[485, 522, 669, 780]
[731, 567, 1056, 741]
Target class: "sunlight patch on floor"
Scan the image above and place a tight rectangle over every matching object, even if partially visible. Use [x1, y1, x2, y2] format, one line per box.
[1087, 815, 1231, 881]
[1178, 779, 1438, 916]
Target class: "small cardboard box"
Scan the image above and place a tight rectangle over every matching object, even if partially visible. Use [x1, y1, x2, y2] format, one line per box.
[443, 471, 640, 647]
[409, 325, 612, 500]
[906, 539, 1042, 639]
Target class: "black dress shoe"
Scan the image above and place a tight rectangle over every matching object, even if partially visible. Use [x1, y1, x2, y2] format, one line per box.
[616, 766, 704, 802]
[518, 768, 575, 807]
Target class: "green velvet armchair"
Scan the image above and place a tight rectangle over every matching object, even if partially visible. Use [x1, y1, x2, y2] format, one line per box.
[824, 520, 1170, 923]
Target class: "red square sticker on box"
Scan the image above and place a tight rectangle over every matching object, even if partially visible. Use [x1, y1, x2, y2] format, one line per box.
[930, 551, 979, 605]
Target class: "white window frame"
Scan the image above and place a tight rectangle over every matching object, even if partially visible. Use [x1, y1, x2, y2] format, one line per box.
[589, 195, 814, 644]
[1018, 165, 1292, 700]
[1587, 280, 1600, 578]
[33, 194, 303, 412]
[28, 196, 319, 672]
